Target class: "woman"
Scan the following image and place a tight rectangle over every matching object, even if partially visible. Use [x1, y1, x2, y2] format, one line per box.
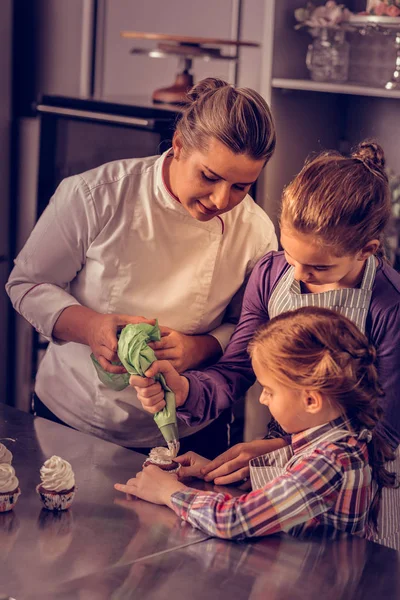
[6, 77, 277, 457]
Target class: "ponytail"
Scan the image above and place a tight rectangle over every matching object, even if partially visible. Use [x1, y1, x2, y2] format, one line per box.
[280, 139, 391, 258]
[175, 77, 276, 162]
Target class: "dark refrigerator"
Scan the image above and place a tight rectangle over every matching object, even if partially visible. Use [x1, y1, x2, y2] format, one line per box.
[0, 0, 12, 405]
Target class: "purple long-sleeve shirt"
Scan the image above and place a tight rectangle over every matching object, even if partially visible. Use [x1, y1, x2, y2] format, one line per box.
[178, 252, 400, 450]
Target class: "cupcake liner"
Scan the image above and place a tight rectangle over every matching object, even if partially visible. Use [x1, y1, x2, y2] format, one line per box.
[0, 488, 21, 513]
[163, 464, 181, 474]
[36, 485, 76, 511]
[143, 459, 181, 474]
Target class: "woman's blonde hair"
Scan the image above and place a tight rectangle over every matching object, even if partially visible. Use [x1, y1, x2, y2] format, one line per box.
[248, 306, 396, 529]
[175, 77, 276, 162]
[280, 141, 391, 256]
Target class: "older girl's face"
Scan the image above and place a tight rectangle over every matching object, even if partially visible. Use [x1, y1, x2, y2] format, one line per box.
[280, 227, 367, 289]
[167, 137, 265, 221]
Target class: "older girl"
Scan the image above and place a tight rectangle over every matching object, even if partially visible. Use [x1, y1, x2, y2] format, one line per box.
[117, 307, 396, 541]
[6, 78, 277, 456]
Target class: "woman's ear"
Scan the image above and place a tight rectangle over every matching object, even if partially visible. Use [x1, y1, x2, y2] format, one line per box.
[357, 239, 380, 261]
[172, 132, 183, 160]
[302, 390, 323, 415]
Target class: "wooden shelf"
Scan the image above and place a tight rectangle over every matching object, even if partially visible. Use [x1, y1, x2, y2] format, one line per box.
[272, 78, 400, 100]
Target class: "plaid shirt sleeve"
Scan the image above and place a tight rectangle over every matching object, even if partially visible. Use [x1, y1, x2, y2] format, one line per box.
[170, 450, 344, 540]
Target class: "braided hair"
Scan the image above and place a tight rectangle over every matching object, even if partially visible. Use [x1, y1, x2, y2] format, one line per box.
[248, 306, 397, 530]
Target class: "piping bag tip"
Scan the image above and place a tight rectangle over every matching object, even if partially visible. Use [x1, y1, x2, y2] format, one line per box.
[167, 439, 180, 458]
[159, 423, 180, 457]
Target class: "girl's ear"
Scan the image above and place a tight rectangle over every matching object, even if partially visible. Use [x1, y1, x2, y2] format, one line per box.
[302, 390, 323, 415]
[172, 132, 183, 160]
[357, 239, 380, 261]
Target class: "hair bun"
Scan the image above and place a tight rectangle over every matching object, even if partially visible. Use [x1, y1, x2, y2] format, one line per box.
[352, 140, 386, 171]
[186, 77, 230, 103]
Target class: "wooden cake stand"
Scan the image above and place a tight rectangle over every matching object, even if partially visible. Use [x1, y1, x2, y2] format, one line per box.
[120, 31, 260, 103]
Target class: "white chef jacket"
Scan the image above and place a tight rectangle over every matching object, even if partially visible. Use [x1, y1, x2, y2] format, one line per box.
[6, 150, 277, 446]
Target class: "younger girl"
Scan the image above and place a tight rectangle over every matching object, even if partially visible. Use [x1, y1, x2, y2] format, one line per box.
[116, 307, 396, 540]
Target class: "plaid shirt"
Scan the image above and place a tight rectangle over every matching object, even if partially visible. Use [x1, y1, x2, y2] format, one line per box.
[170, 417, 373, 541]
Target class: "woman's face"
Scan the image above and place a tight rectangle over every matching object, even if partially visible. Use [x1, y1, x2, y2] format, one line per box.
[280, 227, 364, 288]
[168, 137, 265, 221]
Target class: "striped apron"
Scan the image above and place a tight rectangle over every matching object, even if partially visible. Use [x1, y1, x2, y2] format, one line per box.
[266, 255, 400, 550]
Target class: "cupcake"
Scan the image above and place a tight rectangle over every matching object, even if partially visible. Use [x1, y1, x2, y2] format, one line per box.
[0, 443, 12, 465]
[143, 447, 181, 474]
[0, 464, 21, 512]
[36, 455, 76, 511]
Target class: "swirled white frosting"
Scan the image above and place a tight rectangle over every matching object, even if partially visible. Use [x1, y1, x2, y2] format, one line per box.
[148, 447, 175, 465]
[0, 464, 19, 493]
[0, 443, 12, 464]
[39, 456, 75, 491]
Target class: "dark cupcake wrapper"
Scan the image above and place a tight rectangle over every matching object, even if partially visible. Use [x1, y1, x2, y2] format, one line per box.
[36, 484, 76, 511]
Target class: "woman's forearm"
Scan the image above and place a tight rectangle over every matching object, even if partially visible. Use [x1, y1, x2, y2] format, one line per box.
[52, 305, 99, 345]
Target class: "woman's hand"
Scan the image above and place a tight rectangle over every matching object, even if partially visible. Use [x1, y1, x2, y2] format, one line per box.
[130, 360, 190, 413]
[174, 451, 211, 480]
[53, 306, 155, 374]
[86, 312, 154, 374]
[114, 465, 187, 508]
[201, 439, 289, 485]
[148, 327, 222, 372]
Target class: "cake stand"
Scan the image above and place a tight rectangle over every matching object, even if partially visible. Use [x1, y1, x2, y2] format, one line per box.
[120, 31, 259, 103]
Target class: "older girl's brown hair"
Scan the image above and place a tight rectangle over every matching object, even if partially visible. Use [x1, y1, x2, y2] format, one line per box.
[280, 141, 391, 256]
[175, 77, 276, 163]
[248, 306, 397, 530]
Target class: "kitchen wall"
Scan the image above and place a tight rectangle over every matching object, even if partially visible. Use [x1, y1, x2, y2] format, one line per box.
[27, 0, 266, 100]
[97, 0, 265, 97]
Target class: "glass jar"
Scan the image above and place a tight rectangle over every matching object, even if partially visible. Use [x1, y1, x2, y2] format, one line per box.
[306, 27, 350, 83]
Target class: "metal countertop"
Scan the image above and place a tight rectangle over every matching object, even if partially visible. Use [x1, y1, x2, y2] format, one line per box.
[0, 404, 399, 599]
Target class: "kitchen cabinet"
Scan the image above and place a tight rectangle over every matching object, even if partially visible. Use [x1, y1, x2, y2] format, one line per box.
[258, 0, 400, 239]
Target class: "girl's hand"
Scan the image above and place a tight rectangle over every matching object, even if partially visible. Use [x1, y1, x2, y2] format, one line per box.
[129, 360, 190, 413]
[201, 439, 289, 485]
[87, 313, 154, 374]
[149, 327, 222, 372]
[114, 465, 187, 508]
[175, 451, 211, 480]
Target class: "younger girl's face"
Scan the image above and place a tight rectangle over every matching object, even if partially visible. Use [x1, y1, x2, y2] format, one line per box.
[168, 137, 265, 221]
[252, 355, 307, 434]
[280, 227, 364, 288]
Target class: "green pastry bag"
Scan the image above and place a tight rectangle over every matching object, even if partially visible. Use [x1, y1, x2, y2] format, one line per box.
[91, 321, 179, 447]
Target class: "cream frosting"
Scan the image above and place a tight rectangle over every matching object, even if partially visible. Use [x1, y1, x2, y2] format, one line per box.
[39, 456, 75, 492]
[148, 447, 175, 465]
[0, 464, 19, 493]
[0, 443, 12, 464]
